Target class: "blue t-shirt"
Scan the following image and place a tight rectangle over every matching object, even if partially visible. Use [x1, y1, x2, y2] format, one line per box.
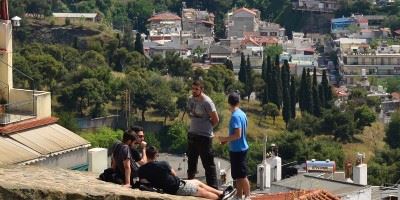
[229, 108, 249, 152]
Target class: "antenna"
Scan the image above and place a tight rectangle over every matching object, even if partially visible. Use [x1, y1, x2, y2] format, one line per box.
[263, 135, 268, 161]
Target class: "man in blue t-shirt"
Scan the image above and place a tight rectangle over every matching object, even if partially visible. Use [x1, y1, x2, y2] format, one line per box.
[217, 92, 250, 200]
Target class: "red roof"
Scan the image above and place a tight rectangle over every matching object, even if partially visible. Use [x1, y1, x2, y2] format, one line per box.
[251, 190, 340, 200]
[394, 29, 400, 35]
[148, 12, 181, 21]
[391, 92, 400, 100]
[0, 117, 59, 135]
[356, 17, 368, 24]
[233, 7, 257, 16]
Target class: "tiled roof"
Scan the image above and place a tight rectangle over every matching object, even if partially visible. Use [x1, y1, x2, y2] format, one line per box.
[0, 117, 59, 135]
[356, 17, 368, 24]
[251, 190, 340, 200]
[148, 12, 181, 21]
[233, 7, 257, 16]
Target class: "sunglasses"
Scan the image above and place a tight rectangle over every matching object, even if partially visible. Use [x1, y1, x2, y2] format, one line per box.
[138, 135, 144, 138]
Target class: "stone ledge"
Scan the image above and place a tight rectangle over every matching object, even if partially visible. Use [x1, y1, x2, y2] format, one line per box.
[0, 166, 203, 200]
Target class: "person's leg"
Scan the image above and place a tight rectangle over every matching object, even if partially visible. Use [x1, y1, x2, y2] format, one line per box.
[192, 179, 222, 196]
[195, 187, 220, 200]
[236, 177, 250, 198]
[187, 134, 199, 179]
[230, 150, 248, 199]
[198, 136, 218, 189]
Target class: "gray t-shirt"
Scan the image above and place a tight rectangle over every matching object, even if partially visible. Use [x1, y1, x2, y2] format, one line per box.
[187, 94, 216, 137]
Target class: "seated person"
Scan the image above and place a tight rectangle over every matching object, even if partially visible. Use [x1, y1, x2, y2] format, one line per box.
[111, 129, 138, 187]
[138, 146, 236, 200]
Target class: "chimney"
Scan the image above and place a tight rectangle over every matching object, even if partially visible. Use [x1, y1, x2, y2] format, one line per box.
[257, 136, 271, 189]
[267, 143, 282, 182]
[345, 161, 353, 183]
[353, 152, 367, 185]
[88, 148, 107, 174]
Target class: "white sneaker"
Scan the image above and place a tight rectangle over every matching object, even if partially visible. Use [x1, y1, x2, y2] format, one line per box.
[230, 196, 242, 200]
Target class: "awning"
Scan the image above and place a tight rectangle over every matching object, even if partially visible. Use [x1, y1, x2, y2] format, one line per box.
[0, 136, 42, 165]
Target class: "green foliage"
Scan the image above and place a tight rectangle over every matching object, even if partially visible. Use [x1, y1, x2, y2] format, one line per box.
[290, 76, 297, 119]
[282, 60, 291, 126]
[80, 127, 123, 148]
[134, 32, 144, 54]
[288, 112, 320, 136]
[262, 103, 280, 124]
[385, 111, 400, 149]
[264, 45, 283, 58]
[144, 132, 161, 150]
[166, 121, 188, 153]
[56, 111, 79, 132]
[354, 105, 376, 130]
[368, 147, 400, 185]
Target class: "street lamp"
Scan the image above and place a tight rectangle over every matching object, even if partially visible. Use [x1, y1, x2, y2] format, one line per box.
[11, 16, 21, 27]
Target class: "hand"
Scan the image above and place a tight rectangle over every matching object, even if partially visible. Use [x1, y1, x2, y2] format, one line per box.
[217, 136, 227, 144]
[140, 141, 147, 148]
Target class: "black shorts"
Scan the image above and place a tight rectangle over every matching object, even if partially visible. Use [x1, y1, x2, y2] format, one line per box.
[229, 150, 248, 179]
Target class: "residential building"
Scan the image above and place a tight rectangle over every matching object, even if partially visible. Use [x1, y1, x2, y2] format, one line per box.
[208, 44, 233, 64]
[182, 8, 215, 38]
[52, 13, 99, 23]
[259, 21, 285, 39]
[226, 7, 260, 38]
[340, 44, 400, 84]
[148, 12, 182, 42]
[252, 189, 340, 200]
[0, 5, 90, 168]
[331, 17, 355, 36]
[293, 0, 339, 13]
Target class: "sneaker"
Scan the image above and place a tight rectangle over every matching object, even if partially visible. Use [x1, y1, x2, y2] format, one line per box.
[221, 186, 236, 200]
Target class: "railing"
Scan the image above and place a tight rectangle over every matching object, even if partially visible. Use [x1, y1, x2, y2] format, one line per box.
[0, 100, 35, 125]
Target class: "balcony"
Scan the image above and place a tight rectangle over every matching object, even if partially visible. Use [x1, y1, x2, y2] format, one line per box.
[0, 89, 51, 126]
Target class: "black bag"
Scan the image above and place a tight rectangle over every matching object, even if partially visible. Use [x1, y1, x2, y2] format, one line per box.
[99, 168, 124, 184]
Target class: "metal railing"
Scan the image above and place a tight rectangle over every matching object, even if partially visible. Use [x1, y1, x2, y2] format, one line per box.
[0, 99, 35, 125]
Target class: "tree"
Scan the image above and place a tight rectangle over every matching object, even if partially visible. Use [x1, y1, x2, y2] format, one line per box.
[304, 68, 313, 114]
[238, 53, 247, 99]
[264, 45, 283, 58]
[81, 50, 107, 68]
[299, 68, 306, 112]
[224, 59, 234, 71]
[134, 32, 144, 54]
[290, 76, 297, 119]
[354, 105, 376, 130]
[386, 111, 400, 149]
[263, 103, 280, 124]
[261, 58, 268, 104]
[245, 55, 254, 101]
[281, 60, 291, 126]
[320, 70, 332, 107]
[312, 67, 321, 117]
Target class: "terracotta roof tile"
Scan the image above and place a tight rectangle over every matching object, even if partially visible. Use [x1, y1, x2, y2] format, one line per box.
[148, 12, 181, 21]
[0, 117, 59, 135]
[233, 7, 257, 16]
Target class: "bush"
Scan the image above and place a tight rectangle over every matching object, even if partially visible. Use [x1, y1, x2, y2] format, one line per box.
[56, 111, 79, 132]
[164, 121, 188, 153]
[80, 127, 123, 148]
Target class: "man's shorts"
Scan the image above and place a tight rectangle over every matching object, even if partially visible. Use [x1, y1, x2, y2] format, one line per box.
[176, 180, 198, 196]
[230, 150, 248, 179]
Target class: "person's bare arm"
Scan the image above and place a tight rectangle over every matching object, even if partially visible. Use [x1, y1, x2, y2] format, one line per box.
[209, 111, 219, 127]
[170, 168, 177, 176]
[218, 128, 241, 143]
[111, 157, 116, 170]
[137, 143, 148, 165]
[123, 159, 131, 187]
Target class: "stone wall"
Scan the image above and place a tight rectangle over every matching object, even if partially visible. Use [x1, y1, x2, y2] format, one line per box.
[0, 166, 203, 200]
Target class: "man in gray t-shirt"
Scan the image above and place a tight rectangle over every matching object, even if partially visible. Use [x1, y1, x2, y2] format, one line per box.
[186, 80, 219, 189]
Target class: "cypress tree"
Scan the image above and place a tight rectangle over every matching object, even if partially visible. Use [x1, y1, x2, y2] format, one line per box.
[266, 55, 272, 103]
[246, 55, 254, 101]
[282, 60, 291, 126]
[238, 53, 247, 99]
[321, 70, 332, 106]
[261, 58, 268, 104]
[275, 55, 282, 109]
[304, 68, 313, 114]
[290, 76, 297, 119]
[299, 68, 306, 112]
[134, 32, 144, 54]
[312, 67, 321, 116]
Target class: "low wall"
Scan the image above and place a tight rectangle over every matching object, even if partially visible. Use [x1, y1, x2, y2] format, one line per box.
[0, 165, 203, 200]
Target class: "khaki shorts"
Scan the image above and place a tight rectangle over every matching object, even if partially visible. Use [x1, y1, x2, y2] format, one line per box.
[176, 180, 198, 196]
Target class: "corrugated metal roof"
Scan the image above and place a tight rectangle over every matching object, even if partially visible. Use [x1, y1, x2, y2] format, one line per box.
[0, 136, 41, 165]
[53, 13, 97, 18]
[9, 124, 89, 156]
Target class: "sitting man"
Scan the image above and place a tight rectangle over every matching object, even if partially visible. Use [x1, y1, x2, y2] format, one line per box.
[138, 146, 236, 200]
[111, 129, 138, 187]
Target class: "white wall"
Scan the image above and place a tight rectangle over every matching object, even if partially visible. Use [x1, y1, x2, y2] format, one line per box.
[34, 148, 88, 169]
